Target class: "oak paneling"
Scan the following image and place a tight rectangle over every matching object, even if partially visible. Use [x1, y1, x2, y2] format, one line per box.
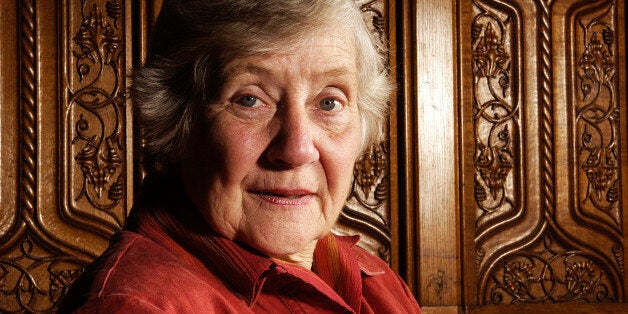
[1, 0, 626, 312]
[415, 0, 461, 307]
[0, 0, 133, 311]
[459, 0, 628, 310]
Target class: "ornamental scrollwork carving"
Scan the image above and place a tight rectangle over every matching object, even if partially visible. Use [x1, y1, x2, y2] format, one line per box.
[353, 143, 389, 210]
[358, 0, 387, 45]
[471, 0, 625, 305]
[342, 140, 391, 262]
[0, 237, 86, 313]
[67, 0, 126, 229]
[471, 5, 518, 217]
[576, 5, 621, 226]
[488, 234, 615, 304]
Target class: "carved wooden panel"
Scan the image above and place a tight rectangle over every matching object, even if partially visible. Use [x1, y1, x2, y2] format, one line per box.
[460, 0, 627, 308]
[0, 0, 132, 312]
[0, 0, 395, 312]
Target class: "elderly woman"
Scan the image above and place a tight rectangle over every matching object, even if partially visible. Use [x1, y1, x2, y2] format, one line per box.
[59, 0, 420, 313]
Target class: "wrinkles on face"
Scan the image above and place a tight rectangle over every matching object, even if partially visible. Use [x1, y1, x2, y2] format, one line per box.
[181, 30, 362, 265]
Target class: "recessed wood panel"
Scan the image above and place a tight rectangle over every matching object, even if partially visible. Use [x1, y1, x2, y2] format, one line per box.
[459, 0, 627, 308]
[0, 1, 132, 312]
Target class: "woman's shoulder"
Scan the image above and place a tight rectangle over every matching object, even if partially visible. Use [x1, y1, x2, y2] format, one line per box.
[57, 231, 196, 311]
[80, 231, 203, 286]
[57, 231, 247, 313]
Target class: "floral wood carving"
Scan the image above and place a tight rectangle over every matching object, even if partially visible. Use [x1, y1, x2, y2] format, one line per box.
[1, 0, 95, 312]
[576, 5, 621, 227]
[353, 144, 389, 209]
[359, 0, 387, 46]
[470, 0, 623, 305]
[0, 1, 129, 312]
[342, 143, 391, 261]
[488, 234, 616, 303]
[63, 0, 127, 235]
[471, 0, 520, 226]
[0, 237, 86, 312]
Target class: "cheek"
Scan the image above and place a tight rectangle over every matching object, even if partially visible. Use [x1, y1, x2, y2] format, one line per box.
[323, 124, 363, 201]
[203, 119, 269, 178]
[327, 158, 356, 201]
[185, 120, 269, 239]
[185, 117, 265, 193]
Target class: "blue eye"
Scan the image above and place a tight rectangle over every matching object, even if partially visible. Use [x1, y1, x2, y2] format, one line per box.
[236, 96, 259, 107]
[320, 98, 340, 111]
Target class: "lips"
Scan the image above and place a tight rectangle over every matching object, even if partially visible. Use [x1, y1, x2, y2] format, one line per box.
[250, 189, 315, 205]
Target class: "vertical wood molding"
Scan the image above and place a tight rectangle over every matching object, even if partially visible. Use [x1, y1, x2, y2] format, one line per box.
[538, 0, 556, 220]
[415, 0, 462, 307]
[19, 0, 36, 229]
[0, 0, 22, 255]
[394, 0, 420, 295]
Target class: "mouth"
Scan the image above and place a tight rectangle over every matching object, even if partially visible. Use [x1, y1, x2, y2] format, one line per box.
[250, 189, 315, 205]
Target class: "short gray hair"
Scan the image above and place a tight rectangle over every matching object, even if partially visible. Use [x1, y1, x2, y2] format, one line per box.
[133, 0, 392, 172]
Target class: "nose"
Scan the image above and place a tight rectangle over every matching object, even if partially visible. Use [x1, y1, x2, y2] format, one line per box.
[265, 107, 319, 169]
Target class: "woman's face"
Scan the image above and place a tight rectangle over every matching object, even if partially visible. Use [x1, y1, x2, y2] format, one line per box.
[182, 31, 363, 260]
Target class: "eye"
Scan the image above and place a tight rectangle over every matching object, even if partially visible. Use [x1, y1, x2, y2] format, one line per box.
[319, 98, 342, 111]
[236, 96, 261, 107]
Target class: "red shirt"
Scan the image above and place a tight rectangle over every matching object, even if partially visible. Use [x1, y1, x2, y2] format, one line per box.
[58, 175, 421, 313]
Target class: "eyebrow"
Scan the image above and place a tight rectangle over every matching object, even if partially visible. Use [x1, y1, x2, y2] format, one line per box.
[224, 63, 355, 80]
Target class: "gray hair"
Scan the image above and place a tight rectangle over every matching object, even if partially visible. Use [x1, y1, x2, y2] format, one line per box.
[133, 0, 392, 172]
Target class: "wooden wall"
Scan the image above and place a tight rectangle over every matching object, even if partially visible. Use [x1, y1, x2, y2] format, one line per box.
[0, 1, 134, 311]
[0, 0, 626, 313]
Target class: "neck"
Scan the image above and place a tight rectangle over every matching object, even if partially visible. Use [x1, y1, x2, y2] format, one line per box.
[274, 240, 318, 270]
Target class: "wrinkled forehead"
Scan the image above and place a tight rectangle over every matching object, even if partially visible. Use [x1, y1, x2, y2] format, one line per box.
[216, 26, 358, 79]
[223, 46, 358, 83]
[221, 23, 356, 60]
[217, 38, 355, 96]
